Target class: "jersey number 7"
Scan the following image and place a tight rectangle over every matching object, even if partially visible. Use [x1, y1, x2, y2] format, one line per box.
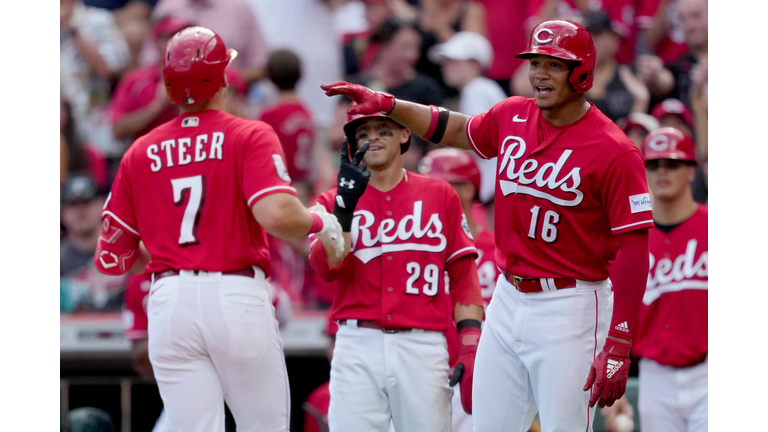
[171, 175, 206, 246]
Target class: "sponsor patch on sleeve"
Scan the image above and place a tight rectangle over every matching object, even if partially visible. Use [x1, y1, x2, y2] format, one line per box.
[461, 214, 474, 240]
[629, 193, 652, 213]
[272, 154, 292, 182]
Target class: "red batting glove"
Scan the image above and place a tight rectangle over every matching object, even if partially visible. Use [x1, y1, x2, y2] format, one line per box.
[320, 81, 395, 115]
[583, 338, 631, 408]
[449, 326, 481, 414]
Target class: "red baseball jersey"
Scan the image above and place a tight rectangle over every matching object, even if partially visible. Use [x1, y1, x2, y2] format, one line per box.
[303, 381, 330, 432]
[466, 98, 654, 281]
[632, 205, 708, 367]
[103, 110, 297, 276]
[309, 172, 480, 331]
[259, 103, 315, 182]
[122, 274, 151, 340]
[110, 66, 179, 137]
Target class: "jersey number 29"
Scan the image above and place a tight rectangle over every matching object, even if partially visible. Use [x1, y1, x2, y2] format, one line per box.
[171, 175, 206, 246]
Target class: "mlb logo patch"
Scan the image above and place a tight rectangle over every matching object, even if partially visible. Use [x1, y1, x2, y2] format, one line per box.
[629, 193, 652, 213]
[182, 117, 200, 127]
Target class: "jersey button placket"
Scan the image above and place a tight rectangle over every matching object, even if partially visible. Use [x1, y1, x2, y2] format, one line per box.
[388, 287, 393, 292]
[516, 229, 522, 235]
[386, 196, 392, 201]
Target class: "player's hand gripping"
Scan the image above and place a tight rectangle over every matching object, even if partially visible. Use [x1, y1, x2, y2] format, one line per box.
[449, 324, 481, 414]
[320, 82, 395, 116]
[308, 206, 345, 258]
[332, 141, 371, 232]
[583, 338, 632, 408]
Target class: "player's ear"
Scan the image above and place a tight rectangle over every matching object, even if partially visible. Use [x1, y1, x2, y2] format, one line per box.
[687, 164, 697, 182]
[399, 127, 411, 145]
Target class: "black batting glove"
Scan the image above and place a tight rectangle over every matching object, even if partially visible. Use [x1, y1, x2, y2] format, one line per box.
[333, 141, 370, 231]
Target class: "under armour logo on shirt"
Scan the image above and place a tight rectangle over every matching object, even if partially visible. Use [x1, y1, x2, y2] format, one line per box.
[339, 178, 355, 189]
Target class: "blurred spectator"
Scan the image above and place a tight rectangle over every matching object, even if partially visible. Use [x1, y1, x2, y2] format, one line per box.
[636, 0, 687, 64]
[341, 0, 406, 78]
[60, 175, 127, 313]
[651, 98, 707, 203]
[475, 0, 536, 93]
[414, 0, 487, 90]
[665, 0, 707, 106]
[251, 0, 347, 133]
[582, 10, 649, 123]
[259, 50, 316, 184]
[302, 313, 338, 432]
[142, 0, 269, 84]
[61, 0, 131, 156]
[61, 101, 110, 191]
[223, 68, 250, 118]
[690, 60, 707, 184]
[428, 31, 505, 203]
[618, 112, 660, 151]
[106, 0, 157, 68]
[110, 15, 192, 141]
[352, 17, 445, 107]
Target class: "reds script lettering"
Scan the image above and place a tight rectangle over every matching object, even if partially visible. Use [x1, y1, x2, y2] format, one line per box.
[644, 239, 708, 305]
[497, 135, 583, 206]
[146, 132, 225, 172]
[350, 201, 447, 264]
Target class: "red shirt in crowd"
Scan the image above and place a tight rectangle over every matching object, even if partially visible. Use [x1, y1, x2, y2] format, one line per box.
[111, 66, 179, 138]
[260, 103, 315, 182]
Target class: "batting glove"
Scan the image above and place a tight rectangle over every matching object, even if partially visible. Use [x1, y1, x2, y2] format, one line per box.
[320, 81, 396, 115]
[449, 321, 481, 414]
[583, 338, 632, 408]
[309, 207, 345, 258]
[333, 141, 370, 232]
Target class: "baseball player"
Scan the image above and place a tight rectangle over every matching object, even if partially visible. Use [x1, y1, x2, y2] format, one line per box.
[94, 27, 346, 432]
[321, 19, 653, 432]
[308, 108, 484, 432]
[602, 127, 708, 432]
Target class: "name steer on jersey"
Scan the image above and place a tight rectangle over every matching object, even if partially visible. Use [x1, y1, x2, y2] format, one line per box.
[602, 127, 708, 432]
[321, 18, 653, 432]
[309, 108, 484, 432]
[94, 27, 348, 432]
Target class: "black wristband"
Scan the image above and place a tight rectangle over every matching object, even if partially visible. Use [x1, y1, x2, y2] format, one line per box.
[430, 107, 450, 143]
[456, 318, 482, 331]
[333, 203, 353, 232]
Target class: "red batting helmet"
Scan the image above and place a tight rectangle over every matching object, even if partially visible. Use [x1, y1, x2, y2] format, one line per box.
[417, 148, 481, 192]
[642, 127, 697, 163]
[516, 20, 596, 93]
[162, 27, 237, 106]
[343, 102, 410, 154]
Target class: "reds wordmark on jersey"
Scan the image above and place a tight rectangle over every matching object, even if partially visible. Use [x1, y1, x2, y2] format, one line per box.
[632, 205, 708, 367]
[103, 110, 296, 275]
[310, 172, 478, 331]
[466, 97, 654, 281]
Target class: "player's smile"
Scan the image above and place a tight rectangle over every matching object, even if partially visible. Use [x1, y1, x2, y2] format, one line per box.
[528, 55, 578, 110]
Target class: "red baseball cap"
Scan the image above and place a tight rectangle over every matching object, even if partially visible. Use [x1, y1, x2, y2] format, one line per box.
[651, 99, 694, 132]
[641, 127, 697, 163]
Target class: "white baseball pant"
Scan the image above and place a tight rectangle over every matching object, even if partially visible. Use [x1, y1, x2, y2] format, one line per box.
[472, 275, 613, 432]
[148, 269, 290, 432]
[638, 357, 708, 432]
[328, 320, 452, 432]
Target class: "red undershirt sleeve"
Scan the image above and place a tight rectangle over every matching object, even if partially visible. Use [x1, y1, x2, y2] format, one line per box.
[609, 229, 650, 342]
[447, 255, 483, 307]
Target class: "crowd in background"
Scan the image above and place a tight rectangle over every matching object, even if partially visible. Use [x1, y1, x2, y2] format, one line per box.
[60, 0, 708, 318]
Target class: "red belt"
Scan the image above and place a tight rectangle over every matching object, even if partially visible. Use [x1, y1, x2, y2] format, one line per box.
[338, 319, 414, 333]
[152, 268, 255, 282]
[500, 271, 577, 293]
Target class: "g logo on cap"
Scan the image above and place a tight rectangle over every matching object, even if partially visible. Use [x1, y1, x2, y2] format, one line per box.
[534, 28, 554, 44]
[648, 135, 669, 151]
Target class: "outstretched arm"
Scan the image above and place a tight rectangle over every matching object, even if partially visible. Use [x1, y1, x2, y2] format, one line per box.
[321, 82, 474, 150]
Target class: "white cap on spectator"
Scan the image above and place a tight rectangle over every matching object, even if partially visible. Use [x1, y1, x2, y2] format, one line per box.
[428, 31, 493, 69]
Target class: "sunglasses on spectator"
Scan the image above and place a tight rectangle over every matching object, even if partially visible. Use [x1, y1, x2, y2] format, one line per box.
[644, 159, 693, 171]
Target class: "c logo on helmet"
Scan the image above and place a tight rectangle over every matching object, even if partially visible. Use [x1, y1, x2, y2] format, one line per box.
[648, 135, 669, 151]
[534, 28, 554, 44]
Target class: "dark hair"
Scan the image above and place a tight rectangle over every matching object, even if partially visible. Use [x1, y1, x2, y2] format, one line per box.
[266, 49, 302, 90]
[370, 16, 420, 46]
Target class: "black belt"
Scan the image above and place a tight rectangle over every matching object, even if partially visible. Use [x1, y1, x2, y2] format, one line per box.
[152, 268, 256, 282]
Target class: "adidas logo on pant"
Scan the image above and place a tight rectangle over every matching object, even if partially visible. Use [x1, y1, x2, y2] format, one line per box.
[606, 359, 624, 378]
[614, 322, 629, 333]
